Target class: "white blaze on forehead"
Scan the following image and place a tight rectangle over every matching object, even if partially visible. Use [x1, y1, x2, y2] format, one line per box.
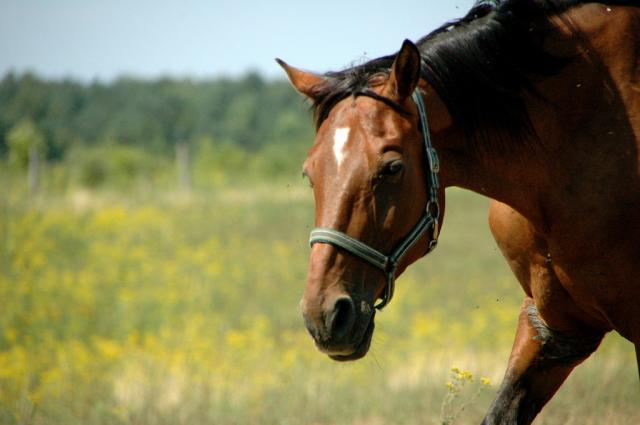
[333, 127, 350, 168]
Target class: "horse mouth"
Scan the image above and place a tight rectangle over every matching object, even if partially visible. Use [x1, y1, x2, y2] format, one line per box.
[327, 316, 375, 362]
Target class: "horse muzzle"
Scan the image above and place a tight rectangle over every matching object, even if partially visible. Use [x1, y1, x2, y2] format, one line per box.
[301, 295, 375, 361]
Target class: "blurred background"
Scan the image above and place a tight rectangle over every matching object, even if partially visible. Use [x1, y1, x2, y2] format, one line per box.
[0, 1, 636, 424]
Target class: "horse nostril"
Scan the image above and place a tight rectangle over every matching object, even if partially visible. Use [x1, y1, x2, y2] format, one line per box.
[328, 297, 356, 341]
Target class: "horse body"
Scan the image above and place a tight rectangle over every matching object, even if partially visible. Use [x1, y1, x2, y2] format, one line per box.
[279, 1, 639, 423]
[498, 4, 640, 339]
[477, 9, 640, 417]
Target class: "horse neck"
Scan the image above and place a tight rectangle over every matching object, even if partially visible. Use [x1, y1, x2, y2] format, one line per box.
[429, 5, 640, 233]
[426, 89, 554, 230]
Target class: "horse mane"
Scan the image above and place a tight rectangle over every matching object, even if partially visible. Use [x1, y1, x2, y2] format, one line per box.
[310, 0, 635, 153]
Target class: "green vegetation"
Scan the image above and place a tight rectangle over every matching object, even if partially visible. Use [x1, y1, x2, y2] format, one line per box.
[0, 72, 637, 424]
[0, 184, 636, 424]
[0, 72, 312, 156]
[0, 72, 312, 192]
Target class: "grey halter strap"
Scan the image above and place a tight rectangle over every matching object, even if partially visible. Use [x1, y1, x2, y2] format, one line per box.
[309, 89, 440, 310]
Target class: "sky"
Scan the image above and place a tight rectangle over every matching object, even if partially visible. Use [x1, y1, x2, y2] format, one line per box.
[0, 0, 478, 82]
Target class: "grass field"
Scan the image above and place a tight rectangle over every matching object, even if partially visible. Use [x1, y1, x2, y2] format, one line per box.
[0, 181, 637, 424]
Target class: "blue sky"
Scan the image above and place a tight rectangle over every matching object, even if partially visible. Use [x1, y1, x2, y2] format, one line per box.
[0, 0, 477, 81]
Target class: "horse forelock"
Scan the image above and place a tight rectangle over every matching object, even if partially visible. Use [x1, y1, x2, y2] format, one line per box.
[311, 58, 395, 130]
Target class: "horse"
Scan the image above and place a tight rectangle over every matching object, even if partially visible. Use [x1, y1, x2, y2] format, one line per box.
[277, 0, 640, 423]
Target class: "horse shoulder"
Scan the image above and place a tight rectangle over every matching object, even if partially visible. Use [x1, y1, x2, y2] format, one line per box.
[488, 200, 610, 333]
[488, 200, 538, 297]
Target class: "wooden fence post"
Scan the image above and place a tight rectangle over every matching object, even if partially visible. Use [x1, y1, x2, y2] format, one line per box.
[28, 143, 39, 194]
[176, 141, 191, 191]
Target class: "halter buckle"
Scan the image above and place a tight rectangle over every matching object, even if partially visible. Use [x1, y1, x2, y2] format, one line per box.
[427, 147, 440, 173]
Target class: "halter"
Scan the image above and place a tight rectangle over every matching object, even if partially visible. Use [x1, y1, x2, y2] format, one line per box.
[309, 89, 441, 310]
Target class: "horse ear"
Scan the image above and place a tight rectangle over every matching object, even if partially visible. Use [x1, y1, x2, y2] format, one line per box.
[385, 39, 421, 101]
[276, 59, 325, 100]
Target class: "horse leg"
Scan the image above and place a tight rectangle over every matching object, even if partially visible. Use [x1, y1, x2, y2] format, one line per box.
[481, 298, 604, 425]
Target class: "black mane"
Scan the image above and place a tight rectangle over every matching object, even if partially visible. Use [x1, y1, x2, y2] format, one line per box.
[310, 0, 635, 152]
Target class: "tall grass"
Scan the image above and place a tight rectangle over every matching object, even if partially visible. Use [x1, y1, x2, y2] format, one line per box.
[0, 181, 636, 424]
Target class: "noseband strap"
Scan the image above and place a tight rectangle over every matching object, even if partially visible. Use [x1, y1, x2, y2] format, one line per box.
[309, 89, 441, 310]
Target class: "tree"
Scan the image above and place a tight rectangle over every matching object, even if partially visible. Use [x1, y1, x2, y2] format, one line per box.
[7, 119, 45, 167]
[7, 119, 46, 192]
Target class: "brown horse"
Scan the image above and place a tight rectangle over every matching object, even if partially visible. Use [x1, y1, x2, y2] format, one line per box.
[278, 1, 640, 423]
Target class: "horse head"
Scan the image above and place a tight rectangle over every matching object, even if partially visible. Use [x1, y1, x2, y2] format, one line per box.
[278, 40, 445, 361]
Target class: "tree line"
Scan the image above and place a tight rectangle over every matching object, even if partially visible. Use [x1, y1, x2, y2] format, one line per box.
[0, 71, 317, 190]
[0, 71, 314, 160]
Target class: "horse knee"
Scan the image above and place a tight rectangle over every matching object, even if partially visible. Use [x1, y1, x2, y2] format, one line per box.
[526, 304, 604, 366]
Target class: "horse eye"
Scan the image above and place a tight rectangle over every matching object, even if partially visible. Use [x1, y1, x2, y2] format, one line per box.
[381, 160, 404, 177]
